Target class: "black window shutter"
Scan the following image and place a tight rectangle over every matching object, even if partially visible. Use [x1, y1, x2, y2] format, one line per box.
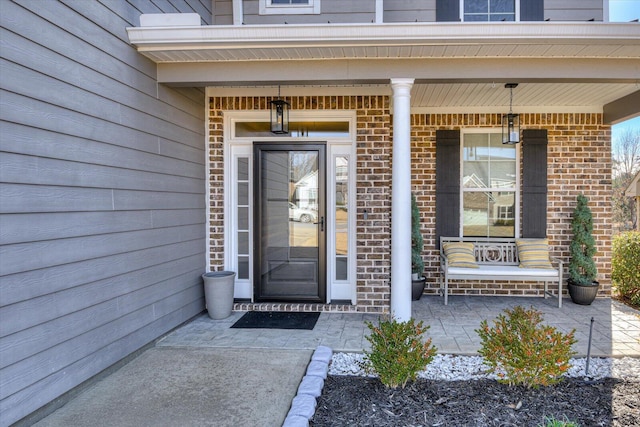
[520, 0, 544, 21]
[436, 130, 461, 248]
[436, 0, 460, 22]
[522, 129, 548, 238]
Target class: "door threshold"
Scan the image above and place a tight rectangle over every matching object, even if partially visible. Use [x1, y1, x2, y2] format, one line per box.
[233, 301, 357, 313]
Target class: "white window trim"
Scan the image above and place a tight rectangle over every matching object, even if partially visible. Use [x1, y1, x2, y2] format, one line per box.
[222, 110, 356, 303]
[260, 0, 321, 15]
[459, 128, 520, 238]
[460, 0, 520, 22]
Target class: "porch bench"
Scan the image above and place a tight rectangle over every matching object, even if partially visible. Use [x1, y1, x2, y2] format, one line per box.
[439, 237, 563, 307]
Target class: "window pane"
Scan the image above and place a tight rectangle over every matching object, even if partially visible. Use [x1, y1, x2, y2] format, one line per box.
[238, 206, 249, 230]
[238, 182, 249, 205]
[238, 231, 249, 253]
[491, 0, 514, 13]
[465, 0, 487, 13]
[335, 156, 349, 281]
[488, 138, 516, 188]
[235, 121, 349, 138]
[238, 256, 249, 279]
[464, 134, 516, 189]
[463, 192, 515, 237]
[463, 134, 490, 188]
[336, 257, 348, 280]
[238, 158, 249, 180]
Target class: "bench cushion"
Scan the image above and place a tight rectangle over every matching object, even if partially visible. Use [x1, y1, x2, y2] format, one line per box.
[516, 238, 554, 269]
[448, 265, 559, 278]
[443, 242, 478, 268]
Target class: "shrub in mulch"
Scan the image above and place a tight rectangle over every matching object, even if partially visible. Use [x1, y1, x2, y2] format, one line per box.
[310, 375, 640, 426]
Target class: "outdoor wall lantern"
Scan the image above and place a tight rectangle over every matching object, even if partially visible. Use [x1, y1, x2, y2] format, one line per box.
[270, 85, 290, 134]
[501, 83, 520, 144]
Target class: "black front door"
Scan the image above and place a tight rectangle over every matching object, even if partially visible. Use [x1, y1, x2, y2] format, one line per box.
[253, 143, 326, 302]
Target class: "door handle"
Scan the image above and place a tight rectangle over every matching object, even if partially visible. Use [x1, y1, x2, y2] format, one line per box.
[316, 216, 324, 232]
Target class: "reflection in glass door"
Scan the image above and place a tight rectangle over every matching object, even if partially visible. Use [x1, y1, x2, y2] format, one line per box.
[254, 143, 326, 302]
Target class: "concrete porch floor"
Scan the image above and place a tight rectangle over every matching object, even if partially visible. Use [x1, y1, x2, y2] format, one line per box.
[159, 295, 640, 358]
[30, 296, 639, 427]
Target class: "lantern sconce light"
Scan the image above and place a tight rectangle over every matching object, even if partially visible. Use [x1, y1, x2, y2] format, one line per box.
[501, 83, 520, 145]
[270, 85, 290, 135]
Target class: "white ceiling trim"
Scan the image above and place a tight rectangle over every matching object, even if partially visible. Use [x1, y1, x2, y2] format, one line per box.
[127, 22, 640, 58]
[411, 106, 602, 114]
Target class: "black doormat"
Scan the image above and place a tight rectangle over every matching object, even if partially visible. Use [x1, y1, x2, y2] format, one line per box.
[231, 311, 320, 330]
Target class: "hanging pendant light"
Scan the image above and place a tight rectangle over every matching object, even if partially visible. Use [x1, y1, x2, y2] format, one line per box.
[270, 85, 290, 134]
[501, 83, 520, 145]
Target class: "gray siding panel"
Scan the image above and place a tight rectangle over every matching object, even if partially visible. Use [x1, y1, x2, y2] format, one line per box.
[544, 0, 603, 21]
[384, 0, 436, 23]
[213, 0, 233, 24]
[0, 0, 209, 424]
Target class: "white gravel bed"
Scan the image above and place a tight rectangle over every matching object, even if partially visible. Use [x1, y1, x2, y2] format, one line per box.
[329, 353, 640, 381]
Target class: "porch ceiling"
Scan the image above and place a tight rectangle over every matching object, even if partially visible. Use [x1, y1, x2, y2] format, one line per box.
[127, 21, 640, 122]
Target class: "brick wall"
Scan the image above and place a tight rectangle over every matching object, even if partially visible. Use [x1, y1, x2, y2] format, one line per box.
[208, 101, 612, 311]
[411, 113, 612, 297]
[208, 95, 392, 313]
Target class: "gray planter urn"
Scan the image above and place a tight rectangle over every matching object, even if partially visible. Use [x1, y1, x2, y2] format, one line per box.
[567, 279, 600, 306]
[412, 277, 426, 301]
[202, 271, 236, 319]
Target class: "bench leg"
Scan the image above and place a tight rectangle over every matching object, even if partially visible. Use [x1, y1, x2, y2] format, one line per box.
[444, 276, 448, 305]
[557, 281, 562, 308]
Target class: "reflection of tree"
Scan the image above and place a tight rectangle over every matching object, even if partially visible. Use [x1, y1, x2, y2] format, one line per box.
[290, 152, 317, 182]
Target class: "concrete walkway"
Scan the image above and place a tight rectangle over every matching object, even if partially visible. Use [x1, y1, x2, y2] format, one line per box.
[32, 296, 640, 426]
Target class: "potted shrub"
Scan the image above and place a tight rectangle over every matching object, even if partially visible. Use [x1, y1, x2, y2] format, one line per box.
[567, 194, 600, 305]
[411, 194, 426, 300]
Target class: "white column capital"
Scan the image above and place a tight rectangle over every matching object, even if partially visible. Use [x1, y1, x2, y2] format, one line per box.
[390, 78, 415, 92]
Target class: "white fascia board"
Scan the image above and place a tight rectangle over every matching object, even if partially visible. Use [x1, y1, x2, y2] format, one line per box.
[127, 22, 640, 52]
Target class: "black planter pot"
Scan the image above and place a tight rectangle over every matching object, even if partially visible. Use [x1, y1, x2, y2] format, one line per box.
[412, 277, 426, 301]
[567, 278, 600, 305]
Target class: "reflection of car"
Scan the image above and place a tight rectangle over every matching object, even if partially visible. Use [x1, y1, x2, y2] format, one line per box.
[289, 203, 318, 223]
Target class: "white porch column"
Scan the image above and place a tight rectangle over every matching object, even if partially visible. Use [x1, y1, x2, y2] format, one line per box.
[390, 78, 414, 321]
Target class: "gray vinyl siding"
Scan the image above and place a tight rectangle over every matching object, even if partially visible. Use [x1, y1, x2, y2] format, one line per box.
[384, 0, 436, 23]
[235, 0, 603, 24]
[0, 0, 210, 425]
[242, 0, 375, 24]
[544, 0, 604, 21]
[214, 0, 234, 24]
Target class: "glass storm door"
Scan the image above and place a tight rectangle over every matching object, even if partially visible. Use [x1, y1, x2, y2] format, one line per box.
[253, 143, 326, 302]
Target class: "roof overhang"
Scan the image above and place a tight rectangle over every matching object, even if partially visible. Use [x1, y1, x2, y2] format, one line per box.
[127, 20, 640, 122]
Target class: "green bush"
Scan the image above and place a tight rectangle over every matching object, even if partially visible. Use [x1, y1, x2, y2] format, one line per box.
[612, 231, 640, 307]
[476, 306, 576, 388]
[362, 316, 437, 388]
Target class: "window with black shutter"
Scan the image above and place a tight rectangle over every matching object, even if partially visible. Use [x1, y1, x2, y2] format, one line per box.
[436, 128, 547, 241]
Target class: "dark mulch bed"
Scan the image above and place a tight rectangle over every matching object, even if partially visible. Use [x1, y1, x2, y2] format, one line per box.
[311, 376, 640, 426]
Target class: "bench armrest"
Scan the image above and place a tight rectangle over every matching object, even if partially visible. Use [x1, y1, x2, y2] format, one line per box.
[550, 257, 563, 270]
